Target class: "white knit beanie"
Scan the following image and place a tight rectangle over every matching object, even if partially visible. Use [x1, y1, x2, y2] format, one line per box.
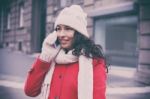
[54, 5, 89, 38]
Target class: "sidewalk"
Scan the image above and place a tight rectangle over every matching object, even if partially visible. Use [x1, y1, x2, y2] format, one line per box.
[1, 66, 150, 99]
[106, 66, 150, 99]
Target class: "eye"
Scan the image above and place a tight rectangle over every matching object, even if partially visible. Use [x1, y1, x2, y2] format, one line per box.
[65, 26, 73, 31]
[55, 26, 61, 31]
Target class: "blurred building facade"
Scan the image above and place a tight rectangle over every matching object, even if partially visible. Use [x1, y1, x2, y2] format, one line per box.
[135, 0, 150, 84]
[0, 0, 150, 84]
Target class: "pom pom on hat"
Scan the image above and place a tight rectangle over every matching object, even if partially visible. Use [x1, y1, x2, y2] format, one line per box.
[55, 5, 89, 38]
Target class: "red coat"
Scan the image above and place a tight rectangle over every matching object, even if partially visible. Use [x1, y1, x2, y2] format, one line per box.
[24, 58, 106, 99]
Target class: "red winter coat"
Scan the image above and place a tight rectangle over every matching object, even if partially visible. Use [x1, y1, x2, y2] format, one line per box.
[24, 58, 106, 99]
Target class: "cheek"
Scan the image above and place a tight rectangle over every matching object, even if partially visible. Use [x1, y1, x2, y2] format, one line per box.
[64, 35, 74, 48]
[68, 31, 75, 38]
[68, 32, 75, 43]
[69, 38, 74, 45]
[68, 36, 75, 48]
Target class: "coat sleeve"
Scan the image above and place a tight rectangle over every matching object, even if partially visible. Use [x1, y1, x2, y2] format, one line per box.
[24, 58, 51, 97]
[93, 59, 107, 99]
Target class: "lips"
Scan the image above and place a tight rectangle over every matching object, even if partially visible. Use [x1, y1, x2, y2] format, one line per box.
[59, 39, 69, 44]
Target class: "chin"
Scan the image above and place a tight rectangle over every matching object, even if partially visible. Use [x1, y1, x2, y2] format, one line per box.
[61, 45, 69, 49]
[61, 45, 72, 49]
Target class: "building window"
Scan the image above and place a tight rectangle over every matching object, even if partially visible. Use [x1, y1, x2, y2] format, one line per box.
[53, 0, 60, 11]
[94, 15, 138, 67]
[19, 3, 24, 28]
[60, 0, 72, 7]
[72, 0, 83, 4]
[7, 11, 11, 30]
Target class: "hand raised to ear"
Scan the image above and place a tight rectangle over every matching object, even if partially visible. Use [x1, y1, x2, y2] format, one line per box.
[40, 31, 60, 62]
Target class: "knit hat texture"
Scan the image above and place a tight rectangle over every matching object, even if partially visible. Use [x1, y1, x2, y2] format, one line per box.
[55, 5, 89, 38]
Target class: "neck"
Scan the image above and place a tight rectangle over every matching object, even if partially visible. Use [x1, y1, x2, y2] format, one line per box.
[63, 48, 73, 54]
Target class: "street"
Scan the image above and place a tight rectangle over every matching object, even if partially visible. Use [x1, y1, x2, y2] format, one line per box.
[0, 86, 150, 99]
[0, 86, 40, 99]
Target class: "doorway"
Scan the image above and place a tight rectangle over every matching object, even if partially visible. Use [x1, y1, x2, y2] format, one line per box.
[31, 0, 47, 53]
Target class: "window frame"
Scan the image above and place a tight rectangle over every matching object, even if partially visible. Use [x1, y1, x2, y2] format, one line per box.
[6, 10, 11, 30]
[19, 2, 24, 28]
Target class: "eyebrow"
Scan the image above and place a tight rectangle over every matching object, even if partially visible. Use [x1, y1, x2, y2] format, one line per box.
[57, 25, 73, 29]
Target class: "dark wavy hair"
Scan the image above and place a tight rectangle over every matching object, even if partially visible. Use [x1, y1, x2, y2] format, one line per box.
[72, 31, 104, 59]
[72, 31, 108, 72]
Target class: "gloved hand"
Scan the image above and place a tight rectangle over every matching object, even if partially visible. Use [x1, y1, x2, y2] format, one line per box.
[39, 31, 60, 62]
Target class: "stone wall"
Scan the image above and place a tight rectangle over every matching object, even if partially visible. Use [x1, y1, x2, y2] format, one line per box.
[1, 0, 135, 53]
[2, 0, 32, 53]
[135, 0, 150, 84]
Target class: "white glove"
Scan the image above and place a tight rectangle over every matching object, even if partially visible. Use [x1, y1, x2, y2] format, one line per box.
[39, 31, 60, 62]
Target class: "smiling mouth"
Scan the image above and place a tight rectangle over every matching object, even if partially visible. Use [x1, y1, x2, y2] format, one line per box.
[60, 39, 69, 44]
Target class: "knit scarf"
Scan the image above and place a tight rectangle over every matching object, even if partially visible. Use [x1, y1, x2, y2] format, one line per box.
[40, 49, 93, 99]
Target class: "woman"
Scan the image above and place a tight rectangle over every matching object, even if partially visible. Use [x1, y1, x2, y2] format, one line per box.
[24, 5, 106, 99]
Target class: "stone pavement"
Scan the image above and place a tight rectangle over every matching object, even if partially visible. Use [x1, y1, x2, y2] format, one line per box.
[106, 66, 150, 99]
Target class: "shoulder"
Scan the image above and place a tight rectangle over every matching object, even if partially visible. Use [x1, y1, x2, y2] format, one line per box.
[92, 58, 105, 67]
[92, 58, 107, 77]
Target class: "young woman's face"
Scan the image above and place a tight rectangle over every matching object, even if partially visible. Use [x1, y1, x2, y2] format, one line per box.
[56, 24, 75, 49]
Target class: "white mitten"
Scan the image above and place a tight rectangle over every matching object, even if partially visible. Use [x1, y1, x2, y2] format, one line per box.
[39, 31, 60, 62]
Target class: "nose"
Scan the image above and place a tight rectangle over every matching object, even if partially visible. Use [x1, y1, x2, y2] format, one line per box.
[57, 29, 66, 37]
